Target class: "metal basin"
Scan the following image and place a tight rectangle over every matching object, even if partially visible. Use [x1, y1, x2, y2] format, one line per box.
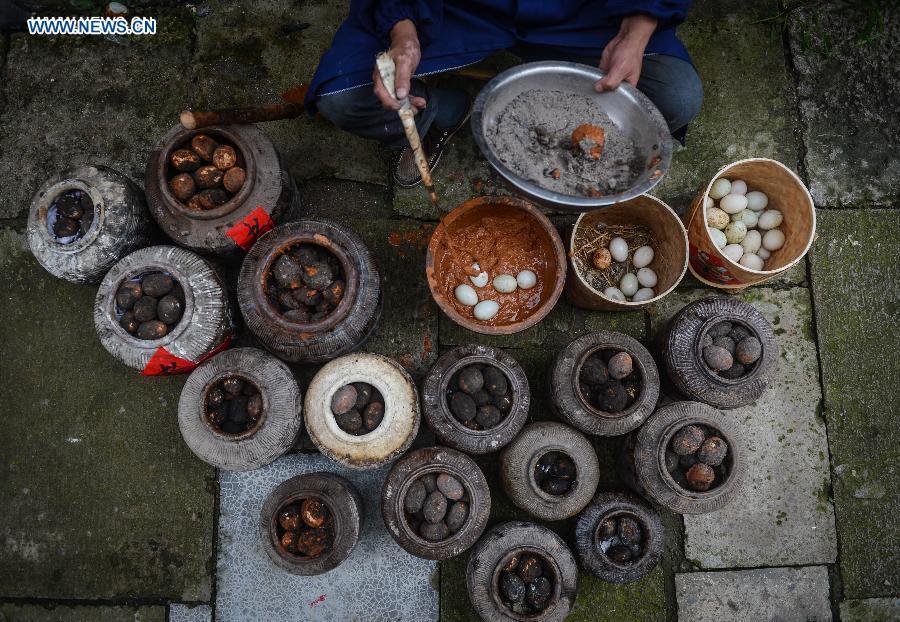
[471, 61, 672, 212]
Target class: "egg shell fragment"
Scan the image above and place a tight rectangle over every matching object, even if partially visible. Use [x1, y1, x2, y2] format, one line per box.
[709, 178, 731, 200]
[473, 300, 500, 321]
[609, 237, 629, 262]
[493, 274, 517, 293]
[720, 194, 749, 215]
[516, 270, 537, 289]
[632, 246, 655, 269]
[454, 284, 478, 306]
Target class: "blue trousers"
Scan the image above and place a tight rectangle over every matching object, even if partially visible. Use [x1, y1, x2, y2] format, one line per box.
[317, 52, 702, 148]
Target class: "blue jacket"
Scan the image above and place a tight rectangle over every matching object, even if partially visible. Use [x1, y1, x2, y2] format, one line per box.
[305, 0, 692, 112]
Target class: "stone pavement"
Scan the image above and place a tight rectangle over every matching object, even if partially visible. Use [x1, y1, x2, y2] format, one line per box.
[0, 1, 898, 621]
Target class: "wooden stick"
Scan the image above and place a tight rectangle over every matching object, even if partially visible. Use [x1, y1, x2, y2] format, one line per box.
[180, 102, 304, 130]
[375, 52, 439, 207]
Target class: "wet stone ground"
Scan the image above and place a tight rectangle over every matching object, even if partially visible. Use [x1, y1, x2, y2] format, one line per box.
[0, 1, 897, 621]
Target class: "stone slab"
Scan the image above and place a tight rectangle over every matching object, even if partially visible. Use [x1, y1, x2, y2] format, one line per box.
[300, 179, 394, 223]
[651, 0, 801, 213]
[0, 9, 193, 219]
[191, 0, 388, 186]
[0, 229, 214, 601]
[216, 453, 438, 622]
[840, 598, 900, 622]
[167, 604, 212, 622]
[808, 209, 900, 598]
[676, 566, 832, 622]
[790, 5, 900, 208]
[0, 604, 165, 622]
[649, 287, 837, 568]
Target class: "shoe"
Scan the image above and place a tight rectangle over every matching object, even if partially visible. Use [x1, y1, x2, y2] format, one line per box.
[392, 103, 472, 189]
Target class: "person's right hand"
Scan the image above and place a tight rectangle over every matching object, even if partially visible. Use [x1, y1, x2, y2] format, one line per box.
[373, 19, 427, 113]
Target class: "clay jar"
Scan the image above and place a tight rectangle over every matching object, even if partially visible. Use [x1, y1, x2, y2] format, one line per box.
[382, 446, 491, 560]
[93, 245, 232, 374]
[259, 472, 363, 575]
[659, 296, 778, 409]
[574, 491, 664, 584]
[27, 165, 150, 284]
[422, 345, 530, 454]
[618, 401, 745, 514]
[304, 353, 419, 469]
[466, 521, 578, 622]
[499, 422, 600, 521]
[549, 331, 659, 436]
[146, 124, 300, 255]
[238, 219, 381, 364]
[178, 347, 303, 470]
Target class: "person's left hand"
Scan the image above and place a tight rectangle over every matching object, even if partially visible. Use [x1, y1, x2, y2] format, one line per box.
[595, 14, 658, 92]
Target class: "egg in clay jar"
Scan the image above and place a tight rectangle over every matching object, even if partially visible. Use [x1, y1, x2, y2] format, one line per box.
[493, 274, 518, 293]
[454, 284, 478, 306]
[619, 273, 639, 297]
[720, 194, 749, 215]
[609, 237, 629, 263]
[632, 245, 654, 269]
[709, 178, 732, 200]
[473, 300, 500, 321]
[603, 287, 626, 302]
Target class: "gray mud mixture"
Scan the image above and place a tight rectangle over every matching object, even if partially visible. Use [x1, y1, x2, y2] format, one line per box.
[486, 89, 643, 197]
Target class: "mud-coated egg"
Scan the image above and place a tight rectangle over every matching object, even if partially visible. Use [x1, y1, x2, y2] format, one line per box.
[725, 221, 747, 244]
[709, 227, 727, 248]
[473, 300, 500, 321]
[493, 274, 518, 293]
[720, 194, 749, 215]
[730, 180, 748, 195]
[745, 191, 769, 211]
[741, 229, 762, 254]
[633, 287, 655, 302]
[637, 267, 657, 288]
[762, 228, 785, 251]
[706, 207, 729, 230]
[732, 209, 759, 229]
[454, 284, 478, 306]
[723, 244, 744, 262]
[516, 270, 537, 289]
[709, 178, 731, 200]
[633, 246, 654, 269]
[619, 273, 639, 297]
[609, 237, 629, 263]
[739, 253, 764, 271]
[603, 287, 626, 302]
[757, 210, 783, 230]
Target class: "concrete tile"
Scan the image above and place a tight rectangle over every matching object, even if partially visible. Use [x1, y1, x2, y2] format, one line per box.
[0, 10, 193, 219]
[0, 229, 214, 600]
[168, 604, 212, 622]
[0, 604, 165, 622]
[191, 0, 389, 186]
[809, 209, 900, 598]
[649, 287, 837, 568]
[217, 453, 438, 622]
[840, 598, 900, 622]
[650, 0, 801, 213]
[676, 566, 832, 622]
[789, 6, 900, 208]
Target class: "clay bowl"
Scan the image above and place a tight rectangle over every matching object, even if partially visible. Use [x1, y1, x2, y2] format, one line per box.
[425, 196, 566, 336]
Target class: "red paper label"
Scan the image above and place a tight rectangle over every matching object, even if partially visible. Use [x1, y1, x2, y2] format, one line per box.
[141, 335, 233, 376]
[689, 242, 741, 285]
[226, 207, 274, 251]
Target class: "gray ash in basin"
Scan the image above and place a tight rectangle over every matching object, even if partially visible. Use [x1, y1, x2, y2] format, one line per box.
[486, 89, 643, 197]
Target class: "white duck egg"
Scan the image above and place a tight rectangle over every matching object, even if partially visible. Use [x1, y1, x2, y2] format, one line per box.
[454, 284, 478, 306]
[757, 210, 784, 230]
[732, 209, 759, 229]
[757, 247, 771, 260]
[609, 237, 629, 262]
[473, 300, 500, 321]
[723, 244, 744, 263]
[469, 270, 489, 288]
[725, 221, 747, 244]
[603, 287, 626, 302]
[632, 245, 655, 269]
[493, 274, 518, 293]
[745, 190, 769, 211]
[637, 267, 658, 288]
[516, 270, 537, 289]
[741, 229, 762, 254]
[720, 193, 749, 215]
[739, 253, 764, 271]
[704, 195, 714, 209]
[762, 228, 786, 251]
[632, 287, 655, 302]
[619, 273, 639, 297]
[730, 179, 748, 195]
[709, 178, 732, 200]
[708, 227, 727, 248]
[706, 207, 729, 230]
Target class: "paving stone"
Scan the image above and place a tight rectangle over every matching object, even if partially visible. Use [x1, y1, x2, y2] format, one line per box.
[0, 9, 193, 219]
[216, 453, 438, 621]
[0, 229, 214, 600]
[650, 0, 801, 213]
[300, 178, 394, 223]
[840, 598, 900, 622]
[808, 209, 900, 598]
[789, 5, 900, 208]
[649, 287, 837, 568]
[0, 604, 165, 622]
[676, 566, 831, 622]
[167, 604, 212, 622]
[191, 0, 388, 186]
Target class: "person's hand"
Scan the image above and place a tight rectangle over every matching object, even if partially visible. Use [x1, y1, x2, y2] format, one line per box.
[595, 14, 658, 92]
[373, 19, 427, 113]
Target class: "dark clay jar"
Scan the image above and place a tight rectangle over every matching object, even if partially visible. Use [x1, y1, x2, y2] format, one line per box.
[618, 401, 745, 514]
[382, 446, 491, 560]
[259, 472, 363, 575]
[659, 296, 778, 409]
